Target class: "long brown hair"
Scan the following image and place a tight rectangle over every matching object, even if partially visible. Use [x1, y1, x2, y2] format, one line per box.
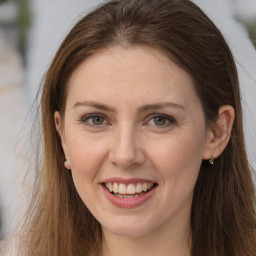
[21, 0, 256, 255]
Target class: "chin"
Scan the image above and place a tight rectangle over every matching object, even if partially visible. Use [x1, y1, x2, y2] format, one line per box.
[101, 218, 155, 238]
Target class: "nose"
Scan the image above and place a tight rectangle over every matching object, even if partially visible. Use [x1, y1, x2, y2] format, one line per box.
[108, 126, 146, 168]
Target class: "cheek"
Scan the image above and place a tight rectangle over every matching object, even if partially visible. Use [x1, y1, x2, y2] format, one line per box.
[147, 130, 205, 188]
[67, 132, 109, 178]
[146, 134, 204, 221]
[67, 134, 110, 208]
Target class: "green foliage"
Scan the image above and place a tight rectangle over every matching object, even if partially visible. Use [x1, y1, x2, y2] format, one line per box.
[237, 18, 256, 49]
[244, 21, 256, 48]
[16, 0, 31, 61]
[17, 0, 31, 28]
[0, 0, 8, 4]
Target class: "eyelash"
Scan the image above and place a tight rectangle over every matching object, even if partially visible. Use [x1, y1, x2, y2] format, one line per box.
[79, 114, 108, 128]
[79, 113, 176, 128]
[146, 114, 177, 127]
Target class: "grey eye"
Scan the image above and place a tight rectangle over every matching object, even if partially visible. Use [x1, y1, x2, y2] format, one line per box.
[153, 117, 167, 125]
[91, 116, 104, 125]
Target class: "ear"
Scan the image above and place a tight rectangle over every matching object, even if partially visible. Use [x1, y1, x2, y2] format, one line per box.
[203, 105, 235, 160]
[54, 111, 71, 169]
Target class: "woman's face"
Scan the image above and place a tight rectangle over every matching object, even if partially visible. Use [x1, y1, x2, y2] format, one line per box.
[55, 47, 212, 238]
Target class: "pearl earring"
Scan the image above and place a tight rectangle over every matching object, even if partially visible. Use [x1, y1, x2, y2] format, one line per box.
[64, 159, 71, 169]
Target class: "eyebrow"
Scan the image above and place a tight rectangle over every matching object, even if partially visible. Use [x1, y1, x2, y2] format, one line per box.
[73, 101, 116, 112]
[137, 102, 185, 113]
[73, 101, 185, 112]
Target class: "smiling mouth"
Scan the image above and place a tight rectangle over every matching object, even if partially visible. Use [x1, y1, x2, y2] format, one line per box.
[103, 182, 158, 198]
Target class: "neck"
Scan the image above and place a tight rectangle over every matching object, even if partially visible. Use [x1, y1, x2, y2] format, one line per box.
[101, 213, 191, 256]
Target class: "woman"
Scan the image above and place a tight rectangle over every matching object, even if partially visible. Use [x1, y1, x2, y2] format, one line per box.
[10, 0, 256, 255]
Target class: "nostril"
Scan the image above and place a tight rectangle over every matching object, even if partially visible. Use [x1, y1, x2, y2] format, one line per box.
[110, 152, 137, 168]
[108, 141, 146, 168]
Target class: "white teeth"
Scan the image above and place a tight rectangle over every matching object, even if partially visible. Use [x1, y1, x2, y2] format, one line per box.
[127, 184, 136, 194]
[136, 183, 143, 193]
[113, 182, 119, 193]
[119, 183, 126, 194]
[114, 194, 140, 198]
[142, 183, 148, 192]
[108, 182, 113, 192]
[106, 182, 113, 192]
[105, 182, 154, 195]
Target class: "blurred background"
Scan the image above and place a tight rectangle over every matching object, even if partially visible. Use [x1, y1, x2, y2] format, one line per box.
[0, 0, 255, 240]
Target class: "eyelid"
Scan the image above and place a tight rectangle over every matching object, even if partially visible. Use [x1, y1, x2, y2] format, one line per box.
[80, 113, 104, 120]
[79, 113, 109, 127]
[78, 113, 176, 128]
[145, 113, 177, 126]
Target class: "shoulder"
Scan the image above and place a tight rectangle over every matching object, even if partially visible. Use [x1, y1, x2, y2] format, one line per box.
[0, 238, 21, 256]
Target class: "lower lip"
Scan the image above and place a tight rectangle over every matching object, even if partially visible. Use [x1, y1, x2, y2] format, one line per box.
[102, 184, 156, 208]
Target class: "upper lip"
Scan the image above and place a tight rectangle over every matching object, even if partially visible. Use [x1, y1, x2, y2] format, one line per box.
[101, 177, 157, 185]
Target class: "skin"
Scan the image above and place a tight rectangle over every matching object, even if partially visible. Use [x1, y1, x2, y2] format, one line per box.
[55, 46, 234, 256]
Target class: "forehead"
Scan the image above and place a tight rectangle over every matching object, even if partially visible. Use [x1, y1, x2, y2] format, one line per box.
[65, 46, 199, 109]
